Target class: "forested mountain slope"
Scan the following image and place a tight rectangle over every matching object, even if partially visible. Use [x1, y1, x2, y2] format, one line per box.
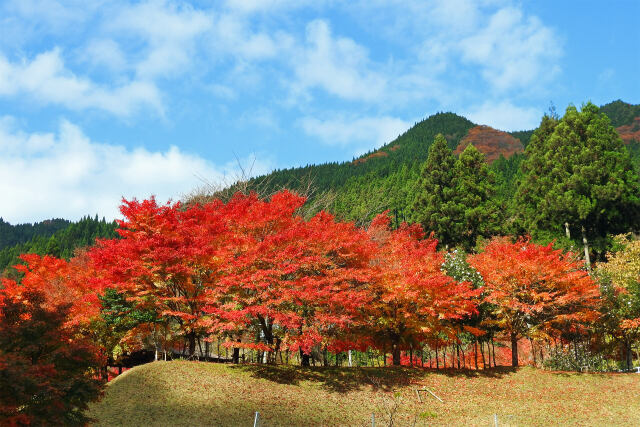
[0, 218, 71, 251]
[231, 100, 639, 226]
[0, 216, 117, 278]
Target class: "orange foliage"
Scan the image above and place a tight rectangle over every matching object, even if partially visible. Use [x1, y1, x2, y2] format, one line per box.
[454, 125, 524, 162]
[1, 252, 104, 328]
[470, 238, 601, 340]
[352, 150, 389, 165]
[616, 116, 640, 144]
[365, 213, 479, 363]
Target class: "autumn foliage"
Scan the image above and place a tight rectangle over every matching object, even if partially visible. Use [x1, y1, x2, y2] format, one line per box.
[0, 187, 622, 423]
[0, 257, 104, 425]
[469, 238, 600, 366]
[365, 214, 478, 364]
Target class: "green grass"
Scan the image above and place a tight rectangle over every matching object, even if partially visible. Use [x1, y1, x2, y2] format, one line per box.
[87, 361, 640, 426]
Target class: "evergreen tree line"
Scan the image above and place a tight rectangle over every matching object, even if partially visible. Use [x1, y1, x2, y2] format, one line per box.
[410, 102, 640, 261]
[230, 101, 639, 245]
[0, 217, 70, 250]
[0, 216, 117, 278]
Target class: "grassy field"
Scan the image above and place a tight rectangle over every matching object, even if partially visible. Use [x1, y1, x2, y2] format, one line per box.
[87, 361, 640, 426]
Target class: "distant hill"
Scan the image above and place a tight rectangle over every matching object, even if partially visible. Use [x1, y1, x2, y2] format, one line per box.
[616, 116, 640, 145]
[0, 216, 117, 278]
[5, 100, 637, 250]
[0, 218, 71, 251]
[454, 125, 525, 163]
[218, 99, 639, 225]
[238, 112, 477, 197]
[599, 99, 640, 128]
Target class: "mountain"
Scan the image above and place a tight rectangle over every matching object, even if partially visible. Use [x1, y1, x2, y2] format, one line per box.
[616, 116, 640, 145]
[454, 125, 524, 162]
[221, 100, 639, 226]
[599, 99, 640, 128]
[4, 100, 638, 257]
[0, 218, 71, 251]
[0, 216, 117, 278]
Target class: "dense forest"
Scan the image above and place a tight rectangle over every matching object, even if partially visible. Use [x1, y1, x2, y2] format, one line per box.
[3, 100, 636, 271]
[0, 217, 71, 250]
[0, 216, 117, 278]
[213, 100, 640, 253]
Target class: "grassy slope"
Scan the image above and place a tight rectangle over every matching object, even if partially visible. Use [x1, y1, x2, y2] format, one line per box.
[88, 361, 640, 426]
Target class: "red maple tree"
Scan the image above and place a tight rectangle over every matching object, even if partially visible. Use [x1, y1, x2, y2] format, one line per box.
[206, 191, 376, 365]
[365, 214, 479, 365]
[469, 237, 601, 366]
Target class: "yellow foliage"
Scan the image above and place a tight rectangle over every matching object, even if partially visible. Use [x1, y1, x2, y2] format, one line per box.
[599, 234, 640, 291]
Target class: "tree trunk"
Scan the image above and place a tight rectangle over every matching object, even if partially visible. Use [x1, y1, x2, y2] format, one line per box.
[582, 225, 591, 270]
[188, 332, 196, 357]
[451, 346, 455, 368]
[392, 344, 401, 366]
[154, 325, 159, 361]
[511, 332, 519, 367]
[443, 347, 447, 369]
[530, 338, 537, 366]
[474, 340, 478, 370]
[461, 346, 466, 369]
[480, 341, 486, 369]
[436, 346, 440, 369]
[348, 350, 353, 367]
[197, 338, 204, 360]
[564, 222, 571, 239]
[300, 349, 311, 367]
[491, 337, 497, 367]
[232, 338, 241, 364]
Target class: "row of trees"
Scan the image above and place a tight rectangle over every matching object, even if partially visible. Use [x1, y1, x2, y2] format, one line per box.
[411, 103, 640, 259]
[0, 191, 607, 398]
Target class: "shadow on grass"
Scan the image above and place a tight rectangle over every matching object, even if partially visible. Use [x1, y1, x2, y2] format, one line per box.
[437, 366, 518, 378]
[229, 363, 518, 393]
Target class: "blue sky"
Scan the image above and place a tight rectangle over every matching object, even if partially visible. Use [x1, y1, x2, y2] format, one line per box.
[1, 0, 638, 223]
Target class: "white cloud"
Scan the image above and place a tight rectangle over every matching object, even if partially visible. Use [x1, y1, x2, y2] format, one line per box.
[83, 39, 127, 71]
[211, 13, 290, 61]
[300, 114, 410, 151]
[455, 7, 561, 92]
[0, 49, 162, 117]
[291, 20, 387, 102]
[464, 100, 541, 131]
[110, 0, 212, 79]
[348, 1, 561, 95]
[3, 0, 92, 30]
[0, 118, 272, 223]
[224, 0, 321, 14]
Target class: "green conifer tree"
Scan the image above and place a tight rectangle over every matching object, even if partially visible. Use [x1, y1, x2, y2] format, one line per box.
[411, 134, 461, 247]
[453, 144, 501, 251]
[515, 102, 640, 264]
